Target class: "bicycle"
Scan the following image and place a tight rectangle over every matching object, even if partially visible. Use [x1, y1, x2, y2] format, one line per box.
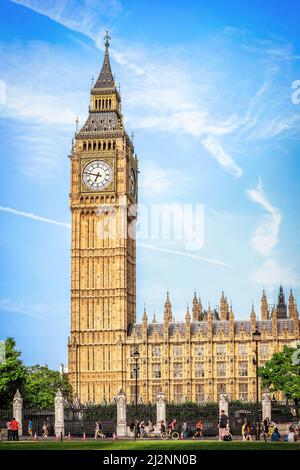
[161, 428, 180, 440]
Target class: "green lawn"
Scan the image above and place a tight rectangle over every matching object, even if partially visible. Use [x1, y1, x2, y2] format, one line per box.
[0, 440, 299, 450]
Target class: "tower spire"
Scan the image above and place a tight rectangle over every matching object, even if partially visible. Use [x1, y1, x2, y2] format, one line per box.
[93, 29, 115, 91]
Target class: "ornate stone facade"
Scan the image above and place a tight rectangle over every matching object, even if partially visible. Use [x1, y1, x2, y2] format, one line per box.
[68, 33, 300, 405]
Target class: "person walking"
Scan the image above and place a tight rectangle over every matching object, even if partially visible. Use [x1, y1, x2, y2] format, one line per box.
[28, 419, 33, 438]
[262, 417, 270, 442]
[244, 421, 252, 441]
[6, 420, 12, 441]
[139, 420, 145, 438]
[94, 421, 101, 439]
[218, 410, 228, 441]
[193, 418, 203, 439]
[181, 421, 188, 439]
[42, 420, 49, 438]
[10, 418, 19, 441]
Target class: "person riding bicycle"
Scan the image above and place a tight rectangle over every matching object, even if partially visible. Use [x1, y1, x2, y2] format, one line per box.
[160, 420, 166, 434]
[168, 419, 177, 435]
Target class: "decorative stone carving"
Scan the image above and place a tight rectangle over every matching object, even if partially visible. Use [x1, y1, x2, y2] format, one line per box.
[54, 389, 65, 437]
[116, 390, 127, 437]
[13, 389, 23, 437]
[219, 393, 229, 417]
[156, 392, 166, 426]
[262, 392, 271, 421]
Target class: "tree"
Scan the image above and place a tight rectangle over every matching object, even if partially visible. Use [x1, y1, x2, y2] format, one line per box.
[0, 337, 28, 407]
[259, 345, 300, 408]
[24, 365, 72, 409]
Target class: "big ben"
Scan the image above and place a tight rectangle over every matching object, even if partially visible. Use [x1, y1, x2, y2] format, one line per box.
[68, 31, 138, 403]
[68, 33, 299, 407]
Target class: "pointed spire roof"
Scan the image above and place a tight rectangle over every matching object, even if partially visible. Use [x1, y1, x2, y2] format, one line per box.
[142, 304, 148, 323]
[93, 30, 116, 90]
[185, 303, 191, 322]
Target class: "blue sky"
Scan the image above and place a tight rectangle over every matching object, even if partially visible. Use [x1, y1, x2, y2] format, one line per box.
[0, 0, 300, 369]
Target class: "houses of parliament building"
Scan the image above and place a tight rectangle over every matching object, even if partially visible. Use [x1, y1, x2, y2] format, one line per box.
[67, 33, 300, 405]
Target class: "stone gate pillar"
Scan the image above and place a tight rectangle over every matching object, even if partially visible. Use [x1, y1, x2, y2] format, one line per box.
[156, 392, 166, 426]
[13, 389, 23, 437]
[219, 393, 229, 418]
[54, 389, 65, 437]
[261, 392, 271, 421]
[116, 390, 127, 437]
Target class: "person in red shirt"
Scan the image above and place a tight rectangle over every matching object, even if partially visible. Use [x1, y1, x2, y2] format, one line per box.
[10, 418, 20, 441]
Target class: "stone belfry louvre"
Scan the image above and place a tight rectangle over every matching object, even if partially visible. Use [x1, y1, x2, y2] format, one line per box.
[68, 31, 138, 403]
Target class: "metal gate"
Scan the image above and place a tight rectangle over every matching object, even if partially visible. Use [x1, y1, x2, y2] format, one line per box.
[228, 401, 260, 436]
[64, 404, 117, 437]
[23, 408, 55, 436]
[166, 403, 219, 437]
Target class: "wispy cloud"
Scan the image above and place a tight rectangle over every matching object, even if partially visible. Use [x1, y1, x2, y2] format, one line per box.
[0, 298, 68, 318]
[0, 205, 71, 228]
[138, 242, 229, 267]
[10, 0, 121, 39]
[202, 137, 242, 178]
[246, 178, 281, 256]
[252, 259, 299, 287]
[246, 179, 299, 286]
[140, 161, 189, 198]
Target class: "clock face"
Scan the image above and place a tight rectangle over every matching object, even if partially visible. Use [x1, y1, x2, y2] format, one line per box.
[82, 160, 113, 191]
[130, 168, 136, 198]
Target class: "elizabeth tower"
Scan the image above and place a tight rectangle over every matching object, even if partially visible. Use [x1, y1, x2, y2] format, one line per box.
[68, 32, 138, 403]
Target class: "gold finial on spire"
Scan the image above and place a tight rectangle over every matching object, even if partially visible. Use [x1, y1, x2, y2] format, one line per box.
[104, 29, 111, 49]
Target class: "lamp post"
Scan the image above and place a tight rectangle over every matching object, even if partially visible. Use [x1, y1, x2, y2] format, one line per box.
[252, 329, 261, 441]
[133, 348, 140, 441]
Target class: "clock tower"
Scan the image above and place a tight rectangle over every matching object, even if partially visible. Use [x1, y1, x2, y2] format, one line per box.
[68, 31, 138, 403]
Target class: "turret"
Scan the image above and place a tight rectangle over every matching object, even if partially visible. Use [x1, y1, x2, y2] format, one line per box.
[220, 291, 228, 320]
[164, 291, 172, 324]
[261, 289, 268, 320]
[192, 292, 201, 321]
[276, 285, 287, 319]
[250, 302, 256, 331]
[288, 289, 296, 319]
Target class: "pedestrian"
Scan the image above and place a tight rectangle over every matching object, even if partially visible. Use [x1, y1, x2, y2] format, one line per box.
[160, 420, 166, 434]
[287, 425, 296, 442]
[271, 426, 281, 442]
[42, 420, 49, 438]
[95, 421, 104, 438]
[262, 417, 270, 442]
[168, 419, 177, 436]
[28, 419, 33, 437]
[147, 419, 154, 437]
[6, 419, 12, 441]
[244, 421, 252, 441]
[139, 420, 145, 438]
[193, 418, 203, 439]
[181, 421, 188, 439]
[10, 418, 19, 441]
[218, 409, 228, 441]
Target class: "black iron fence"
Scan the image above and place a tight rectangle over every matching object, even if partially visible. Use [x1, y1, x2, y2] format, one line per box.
[23, 408, 55, 436]
[166, 402, 219, 437]
[64, 404, 117, 437]
[228, 401, 259, 436]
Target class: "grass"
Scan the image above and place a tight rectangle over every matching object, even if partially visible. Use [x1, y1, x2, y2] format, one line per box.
[0, 440, 299, 451]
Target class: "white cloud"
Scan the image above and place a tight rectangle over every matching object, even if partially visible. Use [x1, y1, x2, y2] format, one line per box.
[140, 161, 189, 198]
[138, 242, 229, 267]
[10, 0, 121, 39]
[246, 178, 281, 256]
[0, 298, 68, 318]
[0, 206, 71, 228]
[252, 258, 299, 287]
[202, 137, 242, 178]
